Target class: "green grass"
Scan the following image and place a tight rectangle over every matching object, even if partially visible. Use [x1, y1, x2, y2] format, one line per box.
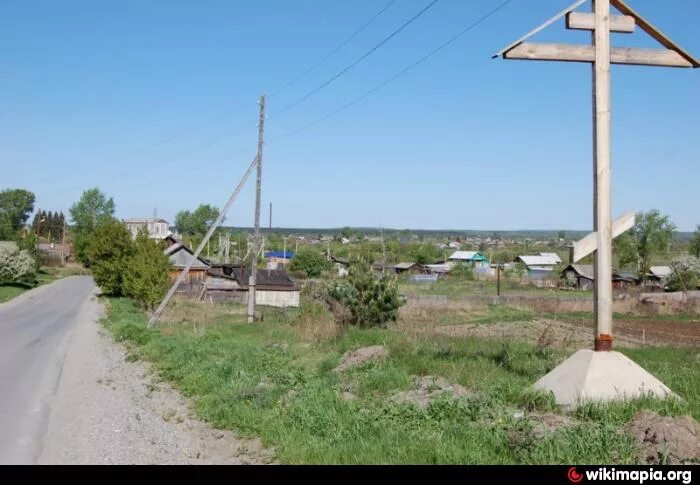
[0, 265, 90, 303]
[102, 298, 699, 464]
[0, 284, 31, 303]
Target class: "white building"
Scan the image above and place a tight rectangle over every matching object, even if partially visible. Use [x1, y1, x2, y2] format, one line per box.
[124, 218, 171, 240]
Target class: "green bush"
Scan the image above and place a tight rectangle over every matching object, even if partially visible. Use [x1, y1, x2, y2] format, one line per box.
[123, 230, 171, 310]
[448, 263, 473, 281]
[0, 245, 37, 286]
[86, 219, 134, 295]
[290, 247, 331, 278]
[328, 261, 403, 328]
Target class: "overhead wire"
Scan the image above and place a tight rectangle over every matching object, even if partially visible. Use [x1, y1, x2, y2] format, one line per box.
[267, 0, 441, 120]
[269, 0, 515, 143]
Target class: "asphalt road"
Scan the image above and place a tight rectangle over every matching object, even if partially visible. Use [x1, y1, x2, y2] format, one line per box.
[0, 276, 96, 464]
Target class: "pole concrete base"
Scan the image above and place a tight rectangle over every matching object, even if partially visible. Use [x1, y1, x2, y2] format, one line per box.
[533, 349, 677, 408]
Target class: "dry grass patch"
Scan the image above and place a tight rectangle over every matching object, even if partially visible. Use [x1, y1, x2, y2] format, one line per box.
[160, 299, 247, 326]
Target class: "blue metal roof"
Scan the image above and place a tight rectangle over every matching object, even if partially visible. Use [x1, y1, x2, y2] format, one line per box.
[265, 251, 294, 259]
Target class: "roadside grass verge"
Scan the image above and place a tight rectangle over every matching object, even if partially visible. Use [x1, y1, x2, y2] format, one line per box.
[101, 297, 698, 464]
[0, 284, 31, 303]
[0, 264, 90, 303]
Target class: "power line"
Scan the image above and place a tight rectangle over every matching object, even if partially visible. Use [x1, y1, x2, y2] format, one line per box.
[270, 0, 514, 143]
[268, 0, 441, 120]
[269, 0, 397, 98]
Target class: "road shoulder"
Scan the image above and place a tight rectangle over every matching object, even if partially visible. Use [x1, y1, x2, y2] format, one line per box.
[38, 296, 274, 465]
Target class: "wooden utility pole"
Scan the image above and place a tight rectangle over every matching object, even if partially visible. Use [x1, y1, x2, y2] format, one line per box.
[494, 0, 698, 351]
[248, 95, 266, 323]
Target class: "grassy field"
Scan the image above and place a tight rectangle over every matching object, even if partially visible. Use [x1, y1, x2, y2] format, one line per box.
[0, 264, 90, 303]
[399, 278, 594, 300]
[102, 297, 698, 464]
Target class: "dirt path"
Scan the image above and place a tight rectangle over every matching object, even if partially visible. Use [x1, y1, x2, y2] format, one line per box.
[38, 292, 274, 464]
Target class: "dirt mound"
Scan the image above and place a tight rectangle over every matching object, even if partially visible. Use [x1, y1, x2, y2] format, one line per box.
[392, 375, 473, 408]
[529, 412, 578, 439]
[334, 345, 388, 372]
[625, 410, 700, 464]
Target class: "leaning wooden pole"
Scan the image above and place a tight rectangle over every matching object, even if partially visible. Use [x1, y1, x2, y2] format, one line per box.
[247, 95, 266, 323]
[148, 156, 258, 327]
[592, 0, 614, 351]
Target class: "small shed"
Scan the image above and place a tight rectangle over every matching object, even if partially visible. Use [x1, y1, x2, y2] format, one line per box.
[562, 264, 595, 290]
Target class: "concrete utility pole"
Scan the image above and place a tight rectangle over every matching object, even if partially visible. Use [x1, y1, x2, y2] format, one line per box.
[494, 0, 697, 406]
[248, 95, 266, 323]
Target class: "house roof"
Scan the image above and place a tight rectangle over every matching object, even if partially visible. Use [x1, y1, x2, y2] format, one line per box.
[424, 264, 451, 274]
[265, 251, 294, 259]
[649, 266, 672, 278]
[124, 218, 169, 224]
[331, 255, 349, 265]
[448, 251, 487, 261]
[564, 264, 594, 280]
[518, 255, 560, 266]
[539, 252, 562, 264]
[394, 262, 417, 270]
[208, 265, 297, 291]
[563, 264, 640, 282]
[164, 239, 210, 269]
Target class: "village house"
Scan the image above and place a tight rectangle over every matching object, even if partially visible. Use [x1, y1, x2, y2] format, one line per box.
[124, 218, 171, 240]
[163, 235, 210, 294]
[265, 251, 294, 270]
[204, 265, 300, 307]
[646, 266, 672, 289]
[516, 253, 562, 279]
[561, 264, 639, 291]
[447, 251, 490, 268]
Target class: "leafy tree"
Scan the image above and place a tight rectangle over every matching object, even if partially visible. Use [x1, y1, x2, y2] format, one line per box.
[86, 220, 134, 295]
[690, 225, 700, 259]
[16, 232, 39, 268]
[406, 243, 441, 265]
[290, 247, 330, 278]
[70, 188, 116, 263]
[123, 230, 171, 309]
[0, 245, 37, 285]
[328, 261, 403, 328]
[665, 255, 700, 292]
[449, 263, 473, 281]
[612, 211, 675, 279]
[558, 230, 566, 241]
[613, 233, 638, 269]
[174, 204, 219, 236]
[340, 226, 353, 239]
[635, 211, 676, 279]
[0, 189, 35, 239]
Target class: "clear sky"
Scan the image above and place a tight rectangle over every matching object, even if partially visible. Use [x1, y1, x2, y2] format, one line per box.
[2, 0, 698, 231]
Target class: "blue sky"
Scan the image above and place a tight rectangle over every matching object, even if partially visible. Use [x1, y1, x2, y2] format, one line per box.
[2, 0, 698, 231]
